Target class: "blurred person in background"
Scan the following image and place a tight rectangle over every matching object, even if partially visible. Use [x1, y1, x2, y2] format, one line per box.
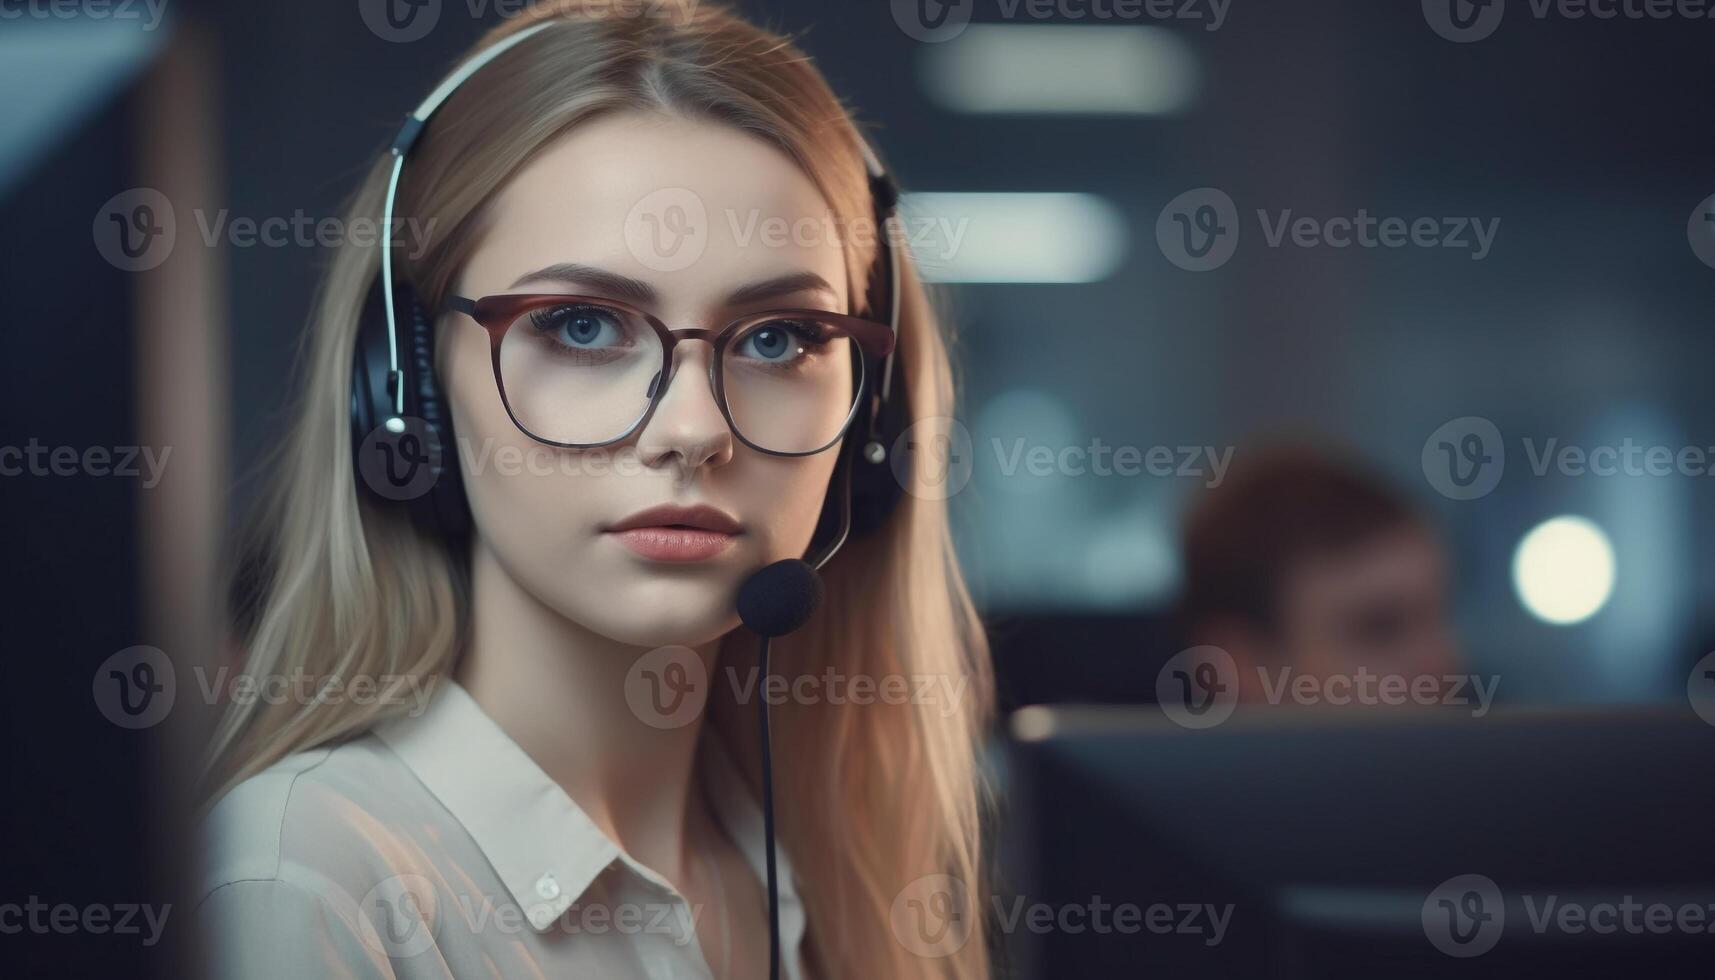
[1177, 445, 1465, 704]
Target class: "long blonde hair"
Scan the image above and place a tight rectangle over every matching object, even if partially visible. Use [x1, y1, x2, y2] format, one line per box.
[208, 4, 993, 978]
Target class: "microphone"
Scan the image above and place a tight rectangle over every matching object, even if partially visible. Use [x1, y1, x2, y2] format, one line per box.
[736, 558, 823, 980]
[737, 559, 824, 637]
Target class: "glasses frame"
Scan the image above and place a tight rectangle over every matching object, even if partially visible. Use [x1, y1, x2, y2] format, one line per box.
[444, 292, 898, 458]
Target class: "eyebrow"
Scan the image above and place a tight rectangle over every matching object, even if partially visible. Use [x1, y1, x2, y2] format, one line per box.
[726, 271, 839, 307]
[509, 263, 656, 303]
[508, 263, 838, 308]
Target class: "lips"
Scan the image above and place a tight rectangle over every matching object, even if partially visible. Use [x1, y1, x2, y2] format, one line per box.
[604, 503, 742, 562]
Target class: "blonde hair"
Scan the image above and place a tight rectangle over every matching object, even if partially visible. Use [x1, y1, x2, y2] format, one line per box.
[207, 4, 994, 978]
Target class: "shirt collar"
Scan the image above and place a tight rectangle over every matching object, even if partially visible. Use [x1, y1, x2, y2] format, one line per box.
[375, 677, 806, 960]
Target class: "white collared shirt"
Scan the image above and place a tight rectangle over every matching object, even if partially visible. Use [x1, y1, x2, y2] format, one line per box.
[196, 679, 808, 979]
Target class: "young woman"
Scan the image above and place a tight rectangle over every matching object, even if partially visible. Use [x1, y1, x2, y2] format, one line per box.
[196, 3, 993, 979]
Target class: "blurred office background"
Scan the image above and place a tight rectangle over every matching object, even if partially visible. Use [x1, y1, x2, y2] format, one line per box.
[3, 0, 1713, 974]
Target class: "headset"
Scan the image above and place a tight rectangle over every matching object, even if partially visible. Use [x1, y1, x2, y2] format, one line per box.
[350, 20, 911, 564]
[347, 20, 913, 980]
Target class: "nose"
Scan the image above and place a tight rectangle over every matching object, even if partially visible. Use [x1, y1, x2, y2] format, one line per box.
[634, 339, 734, 474]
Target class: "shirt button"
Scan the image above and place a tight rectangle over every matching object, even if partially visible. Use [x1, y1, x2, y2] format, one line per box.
[536, 873, 561, 900]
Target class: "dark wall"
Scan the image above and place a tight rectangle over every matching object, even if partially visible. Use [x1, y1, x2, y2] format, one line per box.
[0, 93, 157, 975]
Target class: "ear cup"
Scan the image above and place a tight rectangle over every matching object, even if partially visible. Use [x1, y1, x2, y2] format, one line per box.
[847, 345, 909, 538]
[844, 173, 911, 538]
[350, 274, 394, 467]
[402, 285, 471, 540]
[349, 276, 471, 541]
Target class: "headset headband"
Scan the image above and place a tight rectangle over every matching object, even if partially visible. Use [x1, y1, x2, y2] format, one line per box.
[377, 22, 557, 424]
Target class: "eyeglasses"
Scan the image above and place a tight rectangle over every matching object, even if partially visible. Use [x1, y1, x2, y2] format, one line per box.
[445, 293, 897, 456]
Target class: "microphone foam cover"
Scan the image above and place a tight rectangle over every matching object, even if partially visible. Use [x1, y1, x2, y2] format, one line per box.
[736, 559, 825, 638]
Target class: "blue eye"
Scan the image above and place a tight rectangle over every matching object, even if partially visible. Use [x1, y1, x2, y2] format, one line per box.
[744, 324, 794, 361]
[529, 305, 626, 348]
[737, 320, 827, 364]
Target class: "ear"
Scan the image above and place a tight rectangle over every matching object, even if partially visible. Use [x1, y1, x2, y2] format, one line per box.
[1192, 614, 1271, 702]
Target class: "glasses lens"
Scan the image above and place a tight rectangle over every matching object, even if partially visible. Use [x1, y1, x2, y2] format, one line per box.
[722, 317, 862, 454]
[497, 301, 663, 445]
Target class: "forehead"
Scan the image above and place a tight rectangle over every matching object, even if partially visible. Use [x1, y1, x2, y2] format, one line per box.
[463, 111, 849, 309]
[1284, 527, 1447, 611]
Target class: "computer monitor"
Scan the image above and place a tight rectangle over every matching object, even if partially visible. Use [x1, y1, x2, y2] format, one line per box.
[998, 704, 1715, 978]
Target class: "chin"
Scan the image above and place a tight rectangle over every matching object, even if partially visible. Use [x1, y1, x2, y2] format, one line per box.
[558, 573, 745, 649]
[588, 611, 741, 650]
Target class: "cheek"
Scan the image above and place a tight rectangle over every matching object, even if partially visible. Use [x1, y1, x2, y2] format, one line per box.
[438, 321, 593, 539]
[734, 449, 843, 557]
[439, 320, 496, 442]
